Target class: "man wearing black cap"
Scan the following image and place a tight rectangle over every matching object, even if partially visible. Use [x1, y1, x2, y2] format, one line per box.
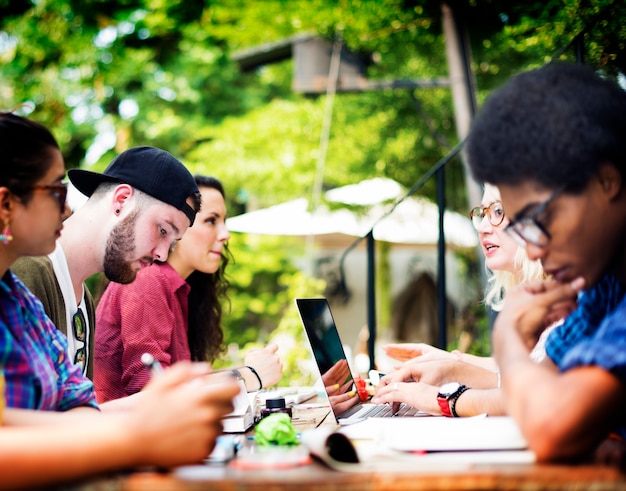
[13, 146, 201, 381]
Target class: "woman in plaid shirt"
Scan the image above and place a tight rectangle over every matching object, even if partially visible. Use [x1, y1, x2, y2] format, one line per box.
[0, 111, 240, 488]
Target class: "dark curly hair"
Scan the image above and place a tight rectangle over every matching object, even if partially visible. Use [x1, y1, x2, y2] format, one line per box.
[465, 63, 626, 193]
[186, 175, 231, 362]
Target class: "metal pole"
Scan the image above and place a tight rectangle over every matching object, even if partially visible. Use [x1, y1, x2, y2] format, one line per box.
[575, 33, 584, 64]
[436, 166, 447, 349]
[441, 2, 480, 207]
[366, 230, 376, 370]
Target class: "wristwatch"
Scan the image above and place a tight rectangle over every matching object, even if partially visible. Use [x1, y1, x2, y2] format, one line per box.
[437, 382, 470, 417]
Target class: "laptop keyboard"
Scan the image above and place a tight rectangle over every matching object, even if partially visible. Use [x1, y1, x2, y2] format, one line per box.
[392, 403, 421, 417]
[346, 403, 420, 420]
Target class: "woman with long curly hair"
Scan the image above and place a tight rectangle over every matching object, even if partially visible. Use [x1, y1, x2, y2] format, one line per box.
[94, 175, 282, 403]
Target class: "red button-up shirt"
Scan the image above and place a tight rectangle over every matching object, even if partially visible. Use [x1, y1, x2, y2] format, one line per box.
[94, 262, 191, 403]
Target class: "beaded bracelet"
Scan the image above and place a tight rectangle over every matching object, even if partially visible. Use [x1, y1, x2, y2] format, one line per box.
[246, 365, 263, 390]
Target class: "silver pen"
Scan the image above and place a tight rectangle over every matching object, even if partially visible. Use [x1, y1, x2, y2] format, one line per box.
[141, 353, 163, 376]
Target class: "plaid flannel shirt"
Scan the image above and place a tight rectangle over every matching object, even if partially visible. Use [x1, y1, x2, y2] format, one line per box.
[546, 272, 626, 438]
[0, 271, 97, 410]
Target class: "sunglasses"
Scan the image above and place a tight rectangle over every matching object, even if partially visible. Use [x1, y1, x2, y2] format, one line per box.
[72, 308, 86, 342]
[30, 182, 68, 213]
[74, 347, 86, 370]
[72, 308, 87, 370]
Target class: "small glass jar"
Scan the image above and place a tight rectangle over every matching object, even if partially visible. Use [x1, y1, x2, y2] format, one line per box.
[260, 397, 292, 420]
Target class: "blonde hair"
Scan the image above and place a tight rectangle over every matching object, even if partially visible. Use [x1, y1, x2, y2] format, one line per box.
[480, 183, 544, 311]
[484, 247, 544, 311]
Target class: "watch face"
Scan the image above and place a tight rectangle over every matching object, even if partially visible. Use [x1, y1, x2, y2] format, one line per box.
[439, 382, 461, 397]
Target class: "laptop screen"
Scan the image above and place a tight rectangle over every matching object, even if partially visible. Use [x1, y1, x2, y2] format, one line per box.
[295, 298, 360, 418]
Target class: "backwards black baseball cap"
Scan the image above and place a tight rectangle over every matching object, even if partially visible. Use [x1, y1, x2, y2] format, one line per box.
[68, 146, 198, 225]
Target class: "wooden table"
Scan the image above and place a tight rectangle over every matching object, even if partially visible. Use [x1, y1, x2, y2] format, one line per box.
[69, 458, 626, 491]
[68, 402, 626, 491]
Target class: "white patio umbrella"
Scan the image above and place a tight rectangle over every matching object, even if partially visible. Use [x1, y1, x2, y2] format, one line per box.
[324, 177, 404, 206]
[224, 198, 359, 237]
[226, 184, 477, 249]
[364, 198, 477, 248]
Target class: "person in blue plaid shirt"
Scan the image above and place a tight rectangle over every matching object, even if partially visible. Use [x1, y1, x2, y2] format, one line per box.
[466, 62, 626, 466]
[0, 111, 240, 488]
[0, 112, 92, 412]
[1, 271, 97, 410]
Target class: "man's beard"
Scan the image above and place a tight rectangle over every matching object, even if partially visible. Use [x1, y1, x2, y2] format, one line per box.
[103, 210, 149, 284]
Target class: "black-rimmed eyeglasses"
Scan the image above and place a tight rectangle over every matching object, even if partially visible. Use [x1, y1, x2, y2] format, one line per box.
[469, 201, 505, 230]
[505, 185, 565, 248]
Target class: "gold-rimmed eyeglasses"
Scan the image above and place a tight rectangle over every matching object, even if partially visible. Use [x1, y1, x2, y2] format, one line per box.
[469, 201, 505, 230]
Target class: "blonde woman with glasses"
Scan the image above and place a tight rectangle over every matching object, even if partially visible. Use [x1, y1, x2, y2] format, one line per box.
[372, 184, 554, 417]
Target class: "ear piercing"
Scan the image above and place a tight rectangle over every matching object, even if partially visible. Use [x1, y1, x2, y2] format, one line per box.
[0, 222, 13, 245]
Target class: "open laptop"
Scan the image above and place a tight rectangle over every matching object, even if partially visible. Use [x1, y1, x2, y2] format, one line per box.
[295, 298, 530, 453]
[295, 298, 425, 425]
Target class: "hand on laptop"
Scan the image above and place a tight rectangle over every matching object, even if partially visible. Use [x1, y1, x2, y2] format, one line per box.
[371, 380, 440, 415]
[378, 359, 496, 389]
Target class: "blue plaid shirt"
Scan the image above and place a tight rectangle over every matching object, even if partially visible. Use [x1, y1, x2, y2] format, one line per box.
[546, 273, 626, 438]
[0, 270, 97, 411]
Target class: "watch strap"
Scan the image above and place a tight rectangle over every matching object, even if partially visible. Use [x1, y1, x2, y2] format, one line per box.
[450, 385, 470, 417]
[437, 383, 470, 417]
[437, 395, 453, 417]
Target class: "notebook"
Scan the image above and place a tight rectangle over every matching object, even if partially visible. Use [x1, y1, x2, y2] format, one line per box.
[295, 297, 425, 425]
[255, 387, 318, 406]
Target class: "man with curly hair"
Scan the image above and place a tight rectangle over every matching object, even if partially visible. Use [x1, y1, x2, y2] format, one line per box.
[465, 62, 626, 465]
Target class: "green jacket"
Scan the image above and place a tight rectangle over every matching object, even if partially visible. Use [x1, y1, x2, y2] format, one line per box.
[12, 255, 96, 380]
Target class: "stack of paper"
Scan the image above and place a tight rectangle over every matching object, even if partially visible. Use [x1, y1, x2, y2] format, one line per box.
[222, 379, 255, 433]
[300, 416, 535, 472]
